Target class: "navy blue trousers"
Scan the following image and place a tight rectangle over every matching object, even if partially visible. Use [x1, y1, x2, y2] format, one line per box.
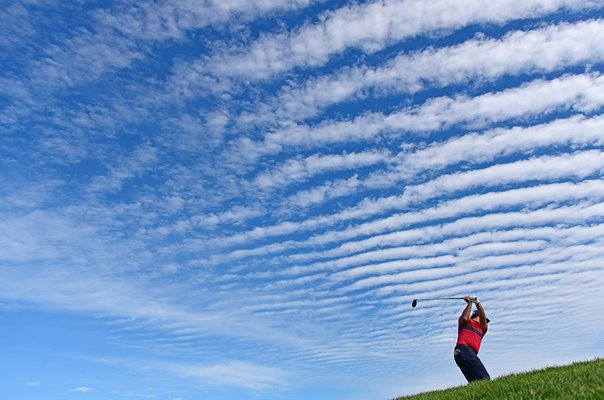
[454, 344, 490, 382]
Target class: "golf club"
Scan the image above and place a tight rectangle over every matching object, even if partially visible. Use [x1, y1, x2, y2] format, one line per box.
[411, 297, 474, 308]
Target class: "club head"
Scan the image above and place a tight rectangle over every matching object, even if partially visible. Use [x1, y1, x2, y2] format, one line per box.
[411, 299, 418, 308]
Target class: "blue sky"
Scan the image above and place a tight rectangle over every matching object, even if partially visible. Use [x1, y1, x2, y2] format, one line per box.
[1, 1, 604, 399]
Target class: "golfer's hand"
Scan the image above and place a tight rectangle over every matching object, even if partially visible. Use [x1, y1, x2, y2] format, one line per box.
[464, 296, 473, 303]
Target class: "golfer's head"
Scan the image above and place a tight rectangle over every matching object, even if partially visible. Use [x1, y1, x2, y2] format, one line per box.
[471, 310, 490, 323]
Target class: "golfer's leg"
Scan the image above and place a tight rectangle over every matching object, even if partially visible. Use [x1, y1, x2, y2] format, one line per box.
[464, 353, 490, 382]
[454, 345, 490, 382]
[454, 356, 473, 381]
[454, 346, 474, 382]
[472, 356, 490, 381]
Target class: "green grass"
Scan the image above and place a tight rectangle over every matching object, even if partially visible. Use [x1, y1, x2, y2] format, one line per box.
[394, 359, 604, 400]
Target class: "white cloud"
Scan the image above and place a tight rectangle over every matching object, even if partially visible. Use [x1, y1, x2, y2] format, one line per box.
[70, 386, 92, 393]
[96, 0, 318, 41]
[255, 201, 604, 289]
[283, 149, 604, 210]
[322, 180, 604, 250]
[0, 260, 345, 364]
[204, 0, 600, 80]
[31, 29, 144, 89]
[230, 69, 604, 163]
[8, 0, 319, 136]
[383, 73, 604, 131]
[384, 114, 604, 183]
[343, 239, 601, 292]
[300, 202, 604, 270]
[24, 382, 40, 387]
[199, 178, 604, 288]
[0, 210, 101, 264]
[286, 174, 362, 209]
[169, 360, 290, 390]
[191, 205, 264, 229]
[254, 150, 390, 191]
[87, 143, 159, 194]
[209, 114, 604, 248]
[112, 390, 157, 399]
[399, 150, 604, 203]
[261, 19, 604, 125]
[374, 247, 604, 296]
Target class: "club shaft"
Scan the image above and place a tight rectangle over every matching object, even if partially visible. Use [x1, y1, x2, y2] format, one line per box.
[415, 297, 465, 302]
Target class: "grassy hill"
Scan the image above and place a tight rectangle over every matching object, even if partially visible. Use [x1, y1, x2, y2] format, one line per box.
[394, 358, 604, 400]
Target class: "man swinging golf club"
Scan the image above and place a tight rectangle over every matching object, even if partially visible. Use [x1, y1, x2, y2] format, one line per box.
[454, 295, 490, 382]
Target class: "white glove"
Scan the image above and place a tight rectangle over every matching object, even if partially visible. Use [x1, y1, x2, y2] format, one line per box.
[471, 297, 480, 304]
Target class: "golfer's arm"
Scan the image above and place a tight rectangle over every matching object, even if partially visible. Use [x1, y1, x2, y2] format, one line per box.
[459, 302, 472, 324]
[476, 302, 488, 331]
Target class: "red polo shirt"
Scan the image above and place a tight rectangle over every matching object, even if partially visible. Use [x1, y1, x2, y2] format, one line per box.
[456, 319, 486, 354]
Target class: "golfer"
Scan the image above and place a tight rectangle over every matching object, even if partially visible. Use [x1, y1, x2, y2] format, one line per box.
[454, 295, 490, 382]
